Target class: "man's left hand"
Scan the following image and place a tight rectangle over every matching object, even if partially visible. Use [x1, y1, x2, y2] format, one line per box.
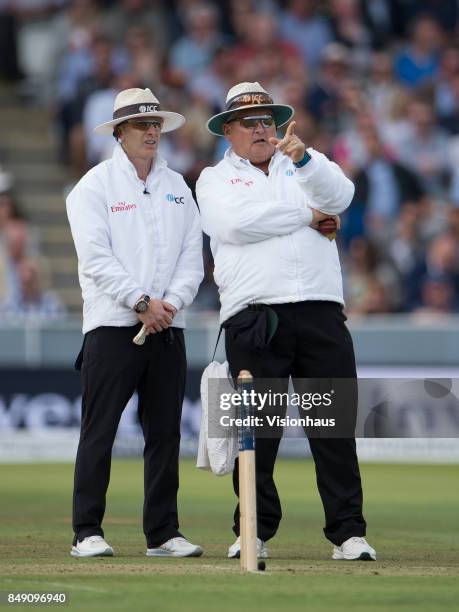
[162, 301, 177, 317]
[268, 121, 305, 163]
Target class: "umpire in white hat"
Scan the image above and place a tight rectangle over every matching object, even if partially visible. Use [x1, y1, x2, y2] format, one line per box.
[66, 88, 204, 558]
[196, 82, 376, 561]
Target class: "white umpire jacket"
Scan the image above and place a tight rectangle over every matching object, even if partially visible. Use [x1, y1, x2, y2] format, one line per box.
[66, 143, 203, 334]
[196, 147, 354, 323]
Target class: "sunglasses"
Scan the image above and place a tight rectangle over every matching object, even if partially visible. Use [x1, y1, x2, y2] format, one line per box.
[228, 115, 275, 129]
[124, 119, 163, 131]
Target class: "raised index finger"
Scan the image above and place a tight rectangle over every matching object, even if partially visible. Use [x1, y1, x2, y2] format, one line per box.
[285, 121, 296, 138]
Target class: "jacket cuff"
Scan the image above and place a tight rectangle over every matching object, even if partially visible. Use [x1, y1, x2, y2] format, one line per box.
[295, 148, 319, 180]
[163, 293, 183, 312]
[125, 289, 146, 310]
[303, 205, 313, 226]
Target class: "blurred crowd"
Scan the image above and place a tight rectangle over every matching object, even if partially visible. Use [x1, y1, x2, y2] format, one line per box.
[0, 166, 66, 319]
[1, 0, 459, 318]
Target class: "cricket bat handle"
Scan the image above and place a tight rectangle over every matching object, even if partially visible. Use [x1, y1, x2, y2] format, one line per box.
[133, 324, 148, 345]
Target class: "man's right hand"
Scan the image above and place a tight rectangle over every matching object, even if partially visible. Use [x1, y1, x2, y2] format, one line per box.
[138, 299, 174, 334]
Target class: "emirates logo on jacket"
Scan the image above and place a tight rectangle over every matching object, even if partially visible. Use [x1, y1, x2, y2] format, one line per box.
[110, 202, 137, 212]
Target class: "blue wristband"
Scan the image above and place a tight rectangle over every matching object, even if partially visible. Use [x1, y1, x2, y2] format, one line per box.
[294, 152, 311, 168]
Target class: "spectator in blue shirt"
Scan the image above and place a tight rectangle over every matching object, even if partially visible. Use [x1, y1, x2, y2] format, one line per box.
[394, 15, 442, 87]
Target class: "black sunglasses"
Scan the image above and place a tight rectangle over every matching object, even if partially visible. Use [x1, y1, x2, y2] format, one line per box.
[227, 115, 275, 129]
[124, 119, 163, 131]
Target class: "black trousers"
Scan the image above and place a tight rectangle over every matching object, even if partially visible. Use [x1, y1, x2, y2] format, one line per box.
[72, 324, 186, 548]
[225, 301, 366, 546]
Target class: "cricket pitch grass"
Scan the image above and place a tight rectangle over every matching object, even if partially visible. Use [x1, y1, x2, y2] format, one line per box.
[1, 459, 458, 611]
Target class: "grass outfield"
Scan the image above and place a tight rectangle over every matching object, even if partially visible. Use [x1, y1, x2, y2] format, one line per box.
[0, 460, 458, 611]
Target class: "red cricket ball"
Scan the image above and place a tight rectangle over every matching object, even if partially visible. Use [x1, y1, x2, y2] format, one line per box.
[318, 218, 338, 235]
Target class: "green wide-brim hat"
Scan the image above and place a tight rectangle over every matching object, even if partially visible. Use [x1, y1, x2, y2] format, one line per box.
[207, 81, 294, 137]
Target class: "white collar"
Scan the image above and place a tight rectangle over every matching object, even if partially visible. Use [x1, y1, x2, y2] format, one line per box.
[225, 147, 283, 173]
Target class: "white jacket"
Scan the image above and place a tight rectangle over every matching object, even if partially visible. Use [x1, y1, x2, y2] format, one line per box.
[66, 144, 203, 333]
[196, 148, 354, 323]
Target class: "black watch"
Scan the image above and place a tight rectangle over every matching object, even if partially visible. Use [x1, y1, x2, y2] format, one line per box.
[134, 294, 150, 314]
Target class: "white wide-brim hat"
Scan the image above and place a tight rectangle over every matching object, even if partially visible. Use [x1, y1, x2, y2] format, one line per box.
[207, 81, 294, 136]
[94, 88, 185, 135]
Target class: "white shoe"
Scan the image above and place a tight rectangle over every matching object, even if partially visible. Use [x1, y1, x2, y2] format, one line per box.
[70, 535, 114, 558]
[146, 537, 203, 557]
[227, 536, 269, 559]
[332, 536, 376, 560]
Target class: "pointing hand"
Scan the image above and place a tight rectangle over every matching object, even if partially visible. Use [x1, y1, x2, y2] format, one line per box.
[268, 121, 306, 164]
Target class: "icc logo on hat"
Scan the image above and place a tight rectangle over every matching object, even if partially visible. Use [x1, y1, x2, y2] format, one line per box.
[139, 104, 158, 113]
